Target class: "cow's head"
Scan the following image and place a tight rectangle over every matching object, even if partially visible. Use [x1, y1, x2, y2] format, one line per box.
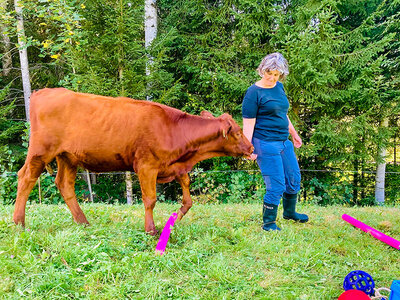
[217, 113, 254, 157]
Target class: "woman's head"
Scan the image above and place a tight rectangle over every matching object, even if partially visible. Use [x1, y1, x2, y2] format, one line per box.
[256, 52, 289, 81]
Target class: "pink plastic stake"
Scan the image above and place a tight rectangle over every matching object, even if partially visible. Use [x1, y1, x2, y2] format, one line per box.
[155, 212, 178, 256]
[342, 214, 400, 250]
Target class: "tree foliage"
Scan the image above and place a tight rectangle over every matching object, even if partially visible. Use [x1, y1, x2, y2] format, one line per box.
[0, 0, 399, 205]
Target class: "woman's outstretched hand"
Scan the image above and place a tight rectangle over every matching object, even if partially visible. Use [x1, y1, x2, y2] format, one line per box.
[292, 134, 302, 148]
[246, 153, 258, 161]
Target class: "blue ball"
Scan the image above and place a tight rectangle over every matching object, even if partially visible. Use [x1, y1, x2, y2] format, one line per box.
[343, 270, 375, 296]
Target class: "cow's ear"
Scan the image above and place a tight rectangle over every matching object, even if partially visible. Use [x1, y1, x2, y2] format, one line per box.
[221, 118, 233, 140]
[201, 111, 214, 119]
[219, 114, 234, 138]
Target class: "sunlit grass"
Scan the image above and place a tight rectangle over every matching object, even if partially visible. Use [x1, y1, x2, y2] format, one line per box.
[0, 203, 399, 299]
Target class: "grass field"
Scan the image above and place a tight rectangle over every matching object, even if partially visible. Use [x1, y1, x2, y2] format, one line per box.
[0, 202, 399, 299]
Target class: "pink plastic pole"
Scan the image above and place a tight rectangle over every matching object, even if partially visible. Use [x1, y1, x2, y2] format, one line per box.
[342, 214, 400, 250]
[155, 212, 178, 255]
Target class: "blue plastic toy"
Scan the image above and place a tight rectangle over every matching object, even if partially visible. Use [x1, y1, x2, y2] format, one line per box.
[389, 280, 400, 300]
[343, 270, 375, 296]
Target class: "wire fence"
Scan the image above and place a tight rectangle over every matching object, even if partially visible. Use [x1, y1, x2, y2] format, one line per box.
[1, 168, 399, 206]
[3, 168, 400, 177]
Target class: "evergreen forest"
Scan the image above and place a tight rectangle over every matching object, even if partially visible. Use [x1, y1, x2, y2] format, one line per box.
[1, 0, 399, 206]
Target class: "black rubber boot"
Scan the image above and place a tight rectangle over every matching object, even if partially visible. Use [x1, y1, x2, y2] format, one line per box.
[282, 192, 309, 223]
[262, 203, 281, 231]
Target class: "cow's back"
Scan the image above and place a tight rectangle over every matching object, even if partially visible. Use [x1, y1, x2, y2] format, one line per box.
[31, 88, 162, 130]
[28, 88, 182, 171]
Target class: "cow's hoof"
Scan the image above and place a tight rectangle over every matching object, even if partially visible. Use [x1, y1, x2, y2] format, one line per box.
[75, 218, 90, 226]
[13, 216, 25, 227]
[73, 213, 90, 225]
[146, 229, 158, 236]
[14, 221, 25, 227]
[177, 210, 184, 221]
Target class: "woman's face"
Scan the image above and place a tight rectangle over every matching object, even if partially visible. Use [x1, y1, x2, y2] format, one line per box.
[262, 70, 281, 86]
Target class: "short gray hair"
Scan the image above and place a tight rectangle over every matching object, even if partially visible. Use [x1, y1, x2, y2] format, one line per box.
[256, 52, 289, 80]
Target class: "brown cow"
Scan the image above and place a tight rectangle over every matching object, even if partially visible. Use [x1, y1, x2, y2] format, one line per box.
[13, 88, 253, 234]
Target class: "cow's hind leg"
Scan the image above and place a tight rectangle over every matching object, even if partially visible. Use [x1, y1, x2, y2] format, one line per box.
[13, 156, 45, 226]
[55, 155, 89, 225]
[137, 168, 158, 235]
[176, 173, 193, 221]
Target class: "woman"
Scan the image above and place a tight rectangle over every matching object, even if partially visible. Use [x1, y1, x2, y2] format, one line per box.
[242, 52, 308, 231]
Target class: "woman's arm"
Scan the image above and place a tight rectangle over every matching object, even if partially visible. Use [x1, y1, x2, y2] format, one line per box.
[243, 118, 257, 160]
[288, 116, 302, 148]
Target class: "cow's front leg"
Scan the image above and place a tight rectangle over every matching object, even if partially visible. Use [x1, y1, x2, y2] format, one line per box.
[175, 173, 193, 221]
[137, 168, 158, 235]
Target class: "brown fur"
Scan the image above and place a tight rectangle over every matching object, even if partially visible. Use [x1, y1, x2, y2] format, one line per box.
[13, 88, 253, 234]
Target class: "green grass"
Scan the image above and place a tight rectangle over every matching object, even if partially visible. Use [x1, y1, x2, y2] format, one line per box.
[0, 203, 399, 299]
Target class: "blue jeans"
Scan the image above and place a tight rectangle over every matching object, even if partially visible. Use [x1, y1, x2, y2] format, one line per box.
[253, 138, 301, 206]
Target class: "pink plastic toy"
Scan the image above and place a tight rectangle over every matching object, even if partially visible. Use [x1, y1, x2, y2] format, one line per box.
[342, 214, 400, 250]
[155, 212, 178, 255]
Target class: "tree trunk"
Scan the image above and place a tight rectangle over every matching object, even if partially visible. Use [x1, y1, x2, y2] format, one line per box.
[1, 0, 12, 76]
[14, 0, 31, 121]
[125, 171, 133, 205]
[114, 0, 134, 205]
[145, 0, 157, 100]
[145, 0, 157, 72]
[86, 170, 94, 202]
[116, 0, 134, 204]
[353, 157, 359, 204]
[394, 117, 398, 165]
[120, 66, 133, 205]
[375, 118, 389, 204]
[141, 0, 159, 201]
[360, 135, 366, 201]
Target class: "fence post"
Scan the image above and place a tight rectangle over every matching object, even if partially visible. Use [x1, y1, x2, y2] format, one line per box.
[86, 170, 94, 202]
[126, 171, 133, 205]
[38, 175, 42, 204]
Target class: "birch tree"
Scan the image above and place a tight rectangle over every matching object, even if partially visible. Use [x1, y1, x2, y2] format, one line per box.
[145, 0, 157, 100]
[375, 118, 389, 204]
[123, 0, 158, 205]
[14, 0, 31, 122]
[128, 0, 157, 205]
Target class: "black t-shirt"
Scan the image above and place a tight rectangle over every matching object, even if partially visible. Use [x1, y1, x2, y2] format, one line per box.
[242, 82, 289, 141]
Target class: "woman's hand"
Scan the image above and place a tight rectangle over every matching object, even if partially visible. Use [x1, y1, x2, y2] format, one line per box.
[246, 153, 258, 160]
[292, 133, 302, 148]
[242, 118, 257, 160]
[288, 116, 302, 148]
